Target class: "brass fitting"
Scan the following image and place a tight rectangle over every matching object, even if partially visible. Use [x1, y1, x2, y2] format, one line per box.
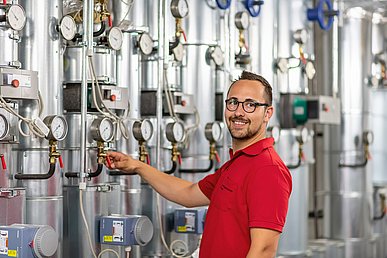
[171, 143, 181, 163]
[97, 141, 107, 164]
[175, 18, 183, 39]
[238, 29, 245, 49]
[139, 142, 149, 163]
[209, 143, 217, 161]
[48, 140, 60, 164]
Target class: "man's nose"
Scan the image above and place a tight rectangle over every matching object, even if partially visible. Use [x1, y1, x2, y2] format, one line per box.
[234, 103, 245, 116]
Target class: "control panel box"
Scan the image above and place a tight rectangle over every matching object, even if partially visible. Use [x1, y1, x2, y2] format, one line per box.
[99, 215, 153, 246]
[174, 208, 206, 234]
[0, 224, 58, 258]
[0, 68, 38, 100]
[306, 96, 341, 125]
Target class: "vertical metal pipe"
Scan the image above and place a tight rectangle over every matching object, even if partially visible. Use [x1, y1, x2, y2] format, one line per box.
[80, 0, 94, 181]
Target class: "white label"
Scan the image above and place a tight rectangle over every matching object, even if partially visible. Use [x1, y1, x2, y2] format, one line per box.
[111, 89, 122, 101]
[0, 230, 8, 255]
[185, 212, 196, 232]
[112, 221, 124, 242]
[5, 74, 32, 88]
[294, 106, 305, 115]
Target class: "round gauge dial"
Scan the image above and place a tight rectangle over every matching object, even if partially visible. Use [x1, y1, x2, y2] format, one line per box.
[173, 43, 184, 62]
[293, 29, 308, 45]
[205, 122, 223, 143]
[296, 127, 309, 144]
[235, 11, 249, 30]
[138, 33, 154, 55]
[305, 61, 316, 80]
[171, 0, 189, 18]
[0, 114, 10, 140]
[108, 27, 123, 51]
[7, 4, 27, 31]
[363, 131, 374, 145]
[43, 115, 68, 141]
[91, 118, 115, 142]
[59, 15, 77, 41]
[211, 46, 224, 66]
[133, 119, 153, 142]
[267, 126, 280, 143]
[166, 122, 185, 143]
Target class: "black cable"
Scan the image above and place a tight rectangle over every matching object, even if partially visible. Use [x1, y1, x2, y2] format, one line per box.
[163, 161, 177, 174]
[179, 160, 214, 173]
[286, 156, 301, 170]
[88, 163, 103, 178]
[74, 22, 106, 39]
[15, 163, 56, 180]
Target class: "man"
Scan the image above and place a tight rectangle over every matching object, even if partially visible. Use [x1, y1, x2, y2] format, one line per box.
[107, 71, 292, 258]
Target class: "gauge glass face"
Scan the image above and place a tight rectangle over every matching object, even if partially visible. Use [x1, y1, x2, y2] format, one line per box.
[177, 0, 189, 17]
[99, 118, 114, 142]
[240, 12, 249, 29]
[50, 116, 68, 141]
[212, 122, 222, 142]
[364, 131, 374, 144]
[0, 114, 9, 140]
[8, 5, 26, 31]
[212, 46, 224, 66]
[141, 120, 153, 141]
[139, 33, 154, 55]
[60, 15, 77, 41]
[300, 127, 309, 144]
[173, 122, 185, 143]
[271, 126, 280, 143]
[108, 27, 123, 50]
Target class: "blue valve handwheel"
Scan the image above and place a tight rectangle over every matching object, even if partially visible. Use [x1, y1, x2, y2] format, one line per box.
[307, 0, 338, 31]
[216, 0, 231, 10]
[244, 0, 264, 17]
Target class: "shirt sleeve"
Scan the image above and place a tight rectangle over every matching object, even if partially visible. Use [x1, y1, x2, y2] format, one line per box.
[198, 169, 222, 200]
[246, 165, 292, 233]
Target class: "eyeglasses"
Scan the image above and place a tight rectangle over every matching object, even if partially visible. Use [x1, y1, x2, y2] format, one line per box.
[225, 98, 269, 113]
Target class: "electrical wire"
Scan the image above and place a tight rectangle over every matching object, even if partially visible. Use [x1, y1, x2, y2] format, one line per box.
[79, 190, 98, 258]
[97, 249, 120, 258]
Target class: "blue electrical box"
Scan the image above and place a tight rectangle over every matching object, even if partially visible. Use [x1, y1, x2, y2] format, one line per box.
[174, 208, 206, 234]
[99, 215, 153, 246]
[0, 224, 58, 258]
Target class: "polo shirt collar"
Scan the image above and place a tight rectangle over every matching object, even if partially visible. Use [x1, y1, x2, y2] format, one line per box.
[229, 137, 274, 158]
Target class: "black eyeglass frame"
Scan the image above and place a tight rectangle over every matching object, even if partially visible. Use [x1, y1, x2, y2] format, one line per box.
[224, 98, 269, 113]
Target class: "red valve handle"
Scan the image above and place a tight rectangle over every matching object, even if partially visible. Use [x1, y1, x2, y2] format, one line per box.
[146, 154, 150, 165]
[181, 30, 187, 42]
[215, 152, 220, 163]
[177, 154, 182, 165]
[0, 154, 6, 170]
[108, 16, 112, 28]
[58, 156, 64, 168]
[106, 156, 112, 168]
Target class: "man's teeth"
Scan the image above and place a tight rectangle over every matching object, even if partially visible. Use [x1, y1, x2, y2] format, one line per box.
[233, 121, 247, 125]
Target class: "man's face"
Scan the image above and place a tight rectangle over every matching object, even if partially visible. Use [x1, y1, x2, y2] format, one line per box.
[225, 80, 272, 141]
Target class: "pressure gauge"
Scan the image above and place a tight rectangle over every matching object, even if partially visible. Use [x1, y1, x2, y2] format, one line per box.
[235, 11, 249, 30]
[91, 117, 115, 142]
[59, 15, 77, 41]
[205, 122, 223, 143]
[296, 127, 309, 144]
[138, 33, 154, 55]
[266, 126, 280, 144]
[363, 131, 374, 145]
[43, 115, 68, 141]
[108, 27, 123, 51]
[170, 0, 189, 18]
[166, 122, 185, 143]
[293, 29, 308, 45]
[207, 46, 224, 66]
[133, 119, 154, 142]
[172, 43, 184, 62]
[0, 114, 10, 141]
[305, 61, 316, 80]
[6, 4, 26, 31]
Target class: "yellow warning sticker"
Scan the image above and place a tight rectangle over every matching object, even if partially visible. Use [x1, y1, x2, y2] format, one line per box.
[8, 250, 17, 257]
[177, 226, 186, 232]
[104, 235, 113, 242]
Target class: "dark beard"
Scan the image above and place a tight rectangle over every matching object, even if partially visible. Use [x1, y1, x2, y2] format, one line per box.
[227, 123, 263, 140]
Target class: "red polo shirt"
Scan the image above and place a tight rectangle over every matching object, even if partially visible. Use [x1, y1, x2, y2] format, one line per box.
[198, 137, 292, 258]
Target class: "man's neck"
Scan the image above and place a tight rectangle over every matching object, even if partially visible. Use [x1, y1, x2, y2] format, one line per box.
[232, 131, 266, 154]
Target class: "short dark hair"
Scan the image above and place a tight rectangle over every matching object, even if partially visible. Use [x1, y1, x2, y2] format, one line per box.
[227, 71, 273, 105]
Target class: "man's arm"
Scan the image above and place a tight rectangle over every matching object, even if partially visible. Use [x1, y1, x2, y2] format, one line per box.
[107, 151, 210, 208]
[246, 228, 280, 258]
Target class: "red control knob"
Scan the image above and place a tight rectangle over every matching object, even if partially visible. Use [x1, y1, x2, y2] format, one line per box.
[110, 94, 116, 101]
[11, 79, 19, 88]
[0, 154, 6, 170]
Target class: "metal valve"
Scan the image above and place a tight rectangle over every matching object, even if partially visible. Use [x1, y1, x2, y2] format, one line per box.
[244, 0, 264, 17]
[307, 0, 339, 31]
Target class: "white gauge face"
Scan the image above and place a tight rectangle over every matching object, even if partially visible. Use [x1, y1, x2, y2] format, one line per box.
[60, 15, 77, 41]
[99, 118, 114, 142]
[211, 46, 224, 66]
[235, 11, 249, 30]
[50, 116, 68, 141]
[108, 27, 123, 50]
[171, 0, 189, 18]
[363, 131, 374, 145]
[211, 122, 222, 142]
[299, 127, 309, 144]
[0, 114, 9, 140]
[305, 61, 316, 80]
[141, 120, 153, 141]
[172, 122, 185, 143]
[7, 5, 27, 31]
[139, 33, 154, 55]
[267, 126, 280, 143]
[294, 29, 308, 45]
[173, 43, 184, 62]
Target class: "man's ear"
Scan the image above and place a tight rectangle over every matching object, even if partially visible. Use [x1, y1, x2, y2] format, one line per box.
[264, 106, 274, 123]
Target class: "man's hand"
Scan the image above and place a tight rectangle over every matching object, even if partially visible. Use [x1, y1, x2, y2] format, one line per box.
[106, 151, 140, 174]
